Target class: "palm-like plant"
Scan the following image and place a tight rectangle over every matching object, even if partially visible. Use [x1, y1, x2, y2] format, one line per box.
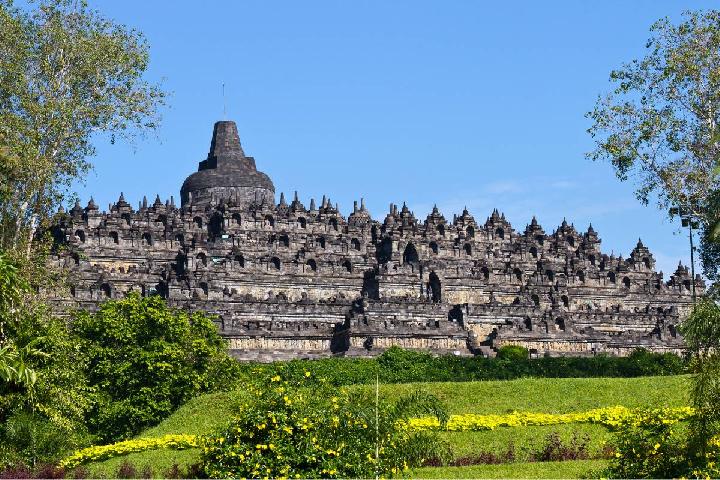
[0, 339, 46, 388]
[0, 343, 19, 382]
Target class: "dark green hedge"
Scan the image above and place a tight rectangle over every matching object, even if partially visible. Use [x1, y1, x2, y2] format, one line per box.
[237, 346, 687, 387]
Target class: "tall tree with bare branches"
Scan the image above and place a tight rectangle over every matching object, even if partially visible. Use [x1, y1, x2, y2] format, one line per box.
[0, 0, 166, 259]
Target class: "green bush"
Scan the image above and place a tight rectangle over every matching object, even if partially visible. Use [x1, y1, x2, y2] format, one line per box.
[243, 347, 687, 388]
[496, 345, 529, 361]
[71, 293, 241, 443]
[200, 374, 450, 478]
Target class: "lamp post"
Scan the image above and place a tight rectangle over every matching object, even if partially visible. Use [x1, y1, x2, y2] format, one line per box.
[669, 205, 700, 304]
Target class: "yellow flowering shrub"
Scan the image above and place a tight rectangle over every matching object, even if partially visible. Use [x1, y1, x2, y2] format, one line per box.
[59, 434, 199, 469]
[692, 435, 720, 479]
[603, 408, 692, 478]
[200, 374, 449, 478]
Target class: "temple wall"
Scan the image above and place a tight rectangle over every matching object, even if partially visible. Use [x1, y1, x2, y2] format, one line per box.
[46, 149, 700, 361]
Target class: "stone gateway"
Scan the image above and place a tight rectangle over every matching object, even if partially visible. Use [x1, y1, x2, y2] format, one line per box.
[48, 121, 702, 360]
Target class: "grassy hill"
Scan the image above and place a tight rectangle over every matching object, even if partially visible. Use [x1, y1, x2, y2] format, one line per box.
[85, 375, 691, 478]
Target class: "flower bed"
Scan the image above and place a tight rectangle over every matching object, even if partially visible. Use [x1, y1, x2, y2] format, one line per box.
[403, 406, 694, 432]
[59, 406, 695, 468]
[59, 434, 199, 469]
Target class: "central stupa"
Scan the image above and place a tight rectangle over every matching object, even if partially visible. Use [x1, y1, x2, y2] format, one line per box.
[180, 121, 275, 207]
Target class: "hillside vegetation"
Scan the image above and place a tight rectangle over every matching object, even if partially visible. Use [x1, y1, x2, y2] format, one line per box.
[85, 375, 690, 478]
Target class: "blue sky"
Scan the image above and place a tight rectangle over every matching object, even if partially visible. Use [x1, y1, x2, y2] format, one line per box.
[73, 0, 716, 276]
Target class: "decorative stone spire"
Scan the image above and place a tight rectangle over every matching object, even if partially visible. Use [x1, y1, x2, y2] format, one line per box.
[208, 120, 245, 159]
[70, 200, 83, 216]
[309, 198, 317, 211]
[290, 191, 305, 212]
[349, 197, 370, 225]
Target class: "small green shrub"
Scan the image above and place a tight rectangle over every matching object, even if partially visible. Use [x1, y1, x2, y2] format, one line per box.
[496, 345, 529, 361]
[200, 373, 450, 478]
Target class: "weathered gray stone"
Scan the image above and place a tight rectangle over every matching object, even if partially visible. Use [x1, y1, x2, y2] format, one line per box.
[46, 121, 702, 360]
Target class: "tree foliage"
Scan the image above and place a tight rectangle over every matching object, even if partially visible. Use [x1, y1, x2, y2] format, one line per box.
[680, 299, 720, 455]
[71, 293, 240, 443]
[587, 10, 720, 216]
[0, 254, 91, 469]
[700, 189, 720, 285]
[0, 0, 165, 257]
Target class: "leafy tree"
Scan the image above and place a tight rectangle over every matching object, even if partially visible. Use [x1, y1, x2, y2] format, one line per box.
[0, 0, 165, 258]
[71, 293, 240, 443]
[0, 0, 167, 467]
[587, 10, 720, 222]
[700, 189, 720, 286]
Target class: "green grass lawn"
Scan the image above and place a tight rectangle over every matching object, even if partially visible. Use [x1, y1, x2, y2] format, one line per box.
[85, 389, 251, 477]
[359, 375, 690, 413]
[411, 459, 609, 479]
[85, 375, 690, 478]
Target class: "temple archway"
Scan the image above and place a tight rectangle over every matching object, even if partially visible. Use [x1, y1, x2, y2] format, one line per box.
[428, 271, 441, 303]
[403, 242, 419, 265]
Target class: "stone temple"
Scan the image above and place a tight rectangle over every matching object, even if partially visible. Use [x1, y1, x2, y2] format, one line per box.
[48, 121, 703, 360]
